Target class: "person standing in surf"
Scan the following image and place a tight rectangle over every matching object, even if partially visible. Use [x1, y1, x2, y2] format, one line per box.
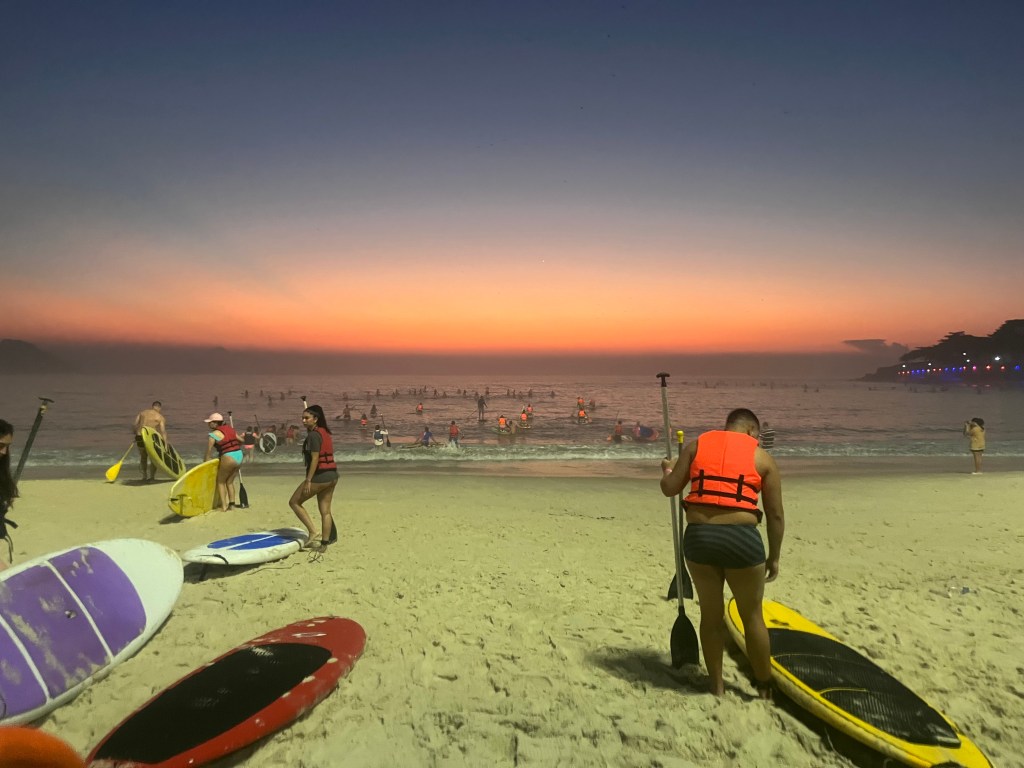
[132, 401, 167, 481]
[660, 407, 786, 699]
[0, 419, 18, 570]
[202, 413, 243, 512]
[289, 404, 338, 551]
[448, 420, 461, 447]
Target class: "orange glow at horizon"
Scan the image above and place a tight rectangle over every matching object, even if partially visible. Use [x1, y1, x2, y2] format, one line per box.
[7, 228, 1019, 357]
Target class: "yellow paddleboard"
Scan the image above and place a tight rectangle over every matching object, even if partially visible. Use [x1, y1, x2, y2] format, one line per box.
[141, 426, 186, 479]
[168, 459, 220, 517]
[726, 599, 990, 767]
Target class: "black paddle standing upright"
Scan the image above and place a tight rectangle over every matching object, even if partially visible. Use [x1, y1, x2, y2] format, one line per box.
[380, 415, 391, 447]
[227, 412, 249, 508]
[657, 373, 700, 667]
[14, 397, 54, 483]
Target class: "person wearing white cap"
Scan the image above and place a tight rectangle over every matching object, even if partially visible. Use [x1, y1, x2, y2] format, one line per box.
[203, 412, 244, 512]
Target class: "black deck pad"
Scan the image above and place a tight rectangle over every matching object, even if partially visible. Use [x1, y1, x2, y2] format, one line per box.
[768, 629, 960, 748]
[92, 643, 331, 763]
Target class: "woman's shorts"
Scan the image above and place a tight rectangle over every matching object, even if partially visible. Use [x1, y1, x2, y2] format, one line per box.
[683, 523, 765, 569]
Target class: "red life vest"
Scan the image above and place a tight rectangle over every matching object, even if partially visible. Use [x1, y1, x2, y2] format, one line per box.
[314, 427, 336, 471]
[684, 431, 762, 519]
[449, 424, 460, 437]
[213, 424, 242, 455]
[520, 412, 528, 422]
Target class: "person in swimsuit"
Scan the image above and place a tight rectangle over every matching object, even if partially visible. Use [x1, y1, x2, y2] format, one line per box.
[963, 417, 985, 474]
[660, 407, 785, 699]
[202, 412, 244, 512]
[241, 426, 257, 463]
[132, 401, 167, 481]
[289, 405, 339, 551]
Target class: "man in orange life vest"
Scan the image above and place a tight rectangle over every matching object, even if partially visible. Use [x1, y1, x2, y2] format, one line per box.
[660, 408, 785, 699]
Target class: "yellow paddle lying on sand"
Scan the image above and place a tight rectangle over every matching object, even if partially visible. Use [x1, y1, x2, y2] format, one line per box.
[105, 443, 136, 483]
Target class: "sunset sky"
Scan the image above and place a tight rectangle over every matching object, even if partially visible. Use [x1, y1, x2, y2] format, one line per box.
[3, 2, 1022, 357]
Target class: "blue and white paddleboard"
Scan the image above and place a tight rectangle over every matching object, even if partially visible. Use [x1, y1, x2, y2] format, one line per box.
[0, 539, 183, 725]
[182, 528, 308, 566]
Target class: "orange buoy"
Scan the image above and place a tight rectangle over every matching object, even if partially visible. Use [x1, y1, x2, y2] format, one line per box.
[0, 726, 85, 768]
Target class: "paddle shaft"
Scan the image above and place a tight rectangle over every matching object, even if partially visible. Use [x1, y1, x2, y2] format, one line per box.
[105, 442, 136, 482]
[14, 397, 53, 483]
[657, 375, 687, 612]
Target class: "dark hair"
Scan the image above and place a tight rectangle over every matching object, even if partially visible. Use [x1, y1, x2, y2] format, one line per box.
[0, 419, 18, 504]
[725, 408, 761, 431]
[152, 401, 162, 407]
[972, 417, 985, 429]
[304, 405, 331, 433]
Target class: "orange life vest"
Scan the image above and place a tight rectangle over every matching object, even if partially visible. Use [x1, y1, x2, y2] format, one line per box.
[498, 417, 508, 429]
[449, 424, 459, 437]
[212, 424, 242, 455]
[314, 426, 336, 471]
[520, 412, 528, 422]
[683, 430, 762, 519]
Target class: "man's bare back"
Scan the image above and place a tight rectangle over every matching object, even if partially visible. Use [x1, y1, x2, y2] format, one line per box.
[134, 404, 166, 437]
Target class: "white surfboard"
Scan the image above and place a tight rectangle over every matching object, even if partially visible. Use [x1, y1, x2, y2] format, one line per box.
[182, 528, 308, 566]
[0, 539, 183, 725]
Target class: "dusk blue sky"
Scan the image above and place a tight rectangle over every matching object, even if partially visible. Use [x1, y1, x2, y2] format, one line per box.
[3, 2, 1022, 356]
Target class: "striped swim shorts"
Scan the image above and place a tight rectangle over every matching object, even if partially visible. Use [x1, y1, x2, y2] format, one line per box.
[682, 523, 766, 569]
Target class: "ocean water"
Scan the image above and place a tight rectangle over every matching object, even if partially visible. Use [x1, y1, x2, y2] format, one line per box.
[1, 373, 1022, 472]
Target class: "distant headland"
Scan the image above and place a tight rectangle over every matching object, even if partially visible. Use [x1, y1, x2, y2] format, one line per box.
[862, 319, 1024, 383]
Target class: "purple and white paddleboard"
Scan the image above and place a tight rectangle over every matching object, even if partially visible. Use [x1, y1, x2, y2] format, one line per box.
[0, 539, 182, 725]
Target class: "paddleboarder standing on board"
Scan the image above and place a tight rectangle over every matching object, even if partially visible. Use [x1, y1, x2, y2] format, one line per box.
[660, 407, 786, 699]
[133, 402, 167, 482]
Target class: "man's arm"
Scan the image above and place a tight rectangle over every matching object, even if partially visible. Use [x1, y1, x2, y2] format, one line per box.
[660, 440, 696, 497]
[757, 450, 785, 582]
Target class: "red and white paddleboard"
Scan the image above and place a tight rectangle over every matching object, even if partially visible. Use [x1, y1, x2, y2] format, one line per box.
[87, 617, 366, 768]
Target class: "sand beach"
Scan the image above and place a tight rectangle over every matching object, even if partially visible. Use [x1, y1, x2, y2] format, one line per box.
[7, 458, 1023, 767]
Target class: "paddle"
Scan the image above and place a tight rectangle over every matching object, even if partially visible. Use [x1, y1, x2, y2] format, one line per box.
[657, 372, 699, 667]
[14, 397, 54, 483]
[104, 443, 136, 483]
[380, 415, 391, 447]
[227, 411, 249, 508]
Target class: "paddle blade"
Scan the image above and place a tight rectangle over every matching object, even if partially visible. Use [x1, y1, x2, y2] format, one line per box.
[671, 611, 700, 667]
[104, 444, 134, 483]
[666, 571, 694, 601]
[104, 461, 123, 483]
[238, 481, 250, 508]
